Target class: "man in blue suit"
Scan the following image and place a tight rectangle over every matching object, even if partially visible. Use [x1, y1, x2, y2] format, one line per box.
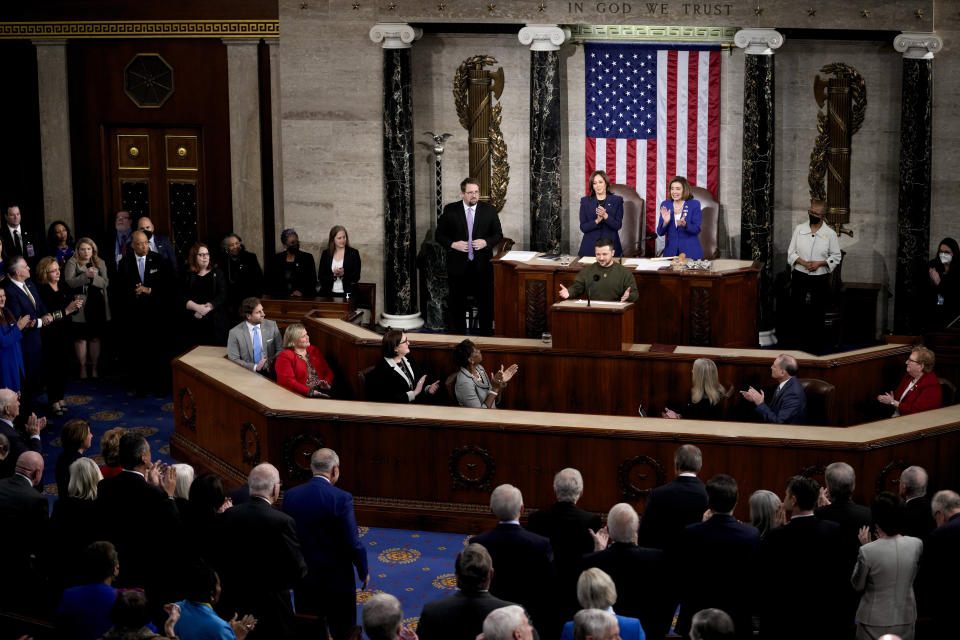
[282, 448, 369, 640]
[3, 256, 52, 413]
[740, 354, 807, 424]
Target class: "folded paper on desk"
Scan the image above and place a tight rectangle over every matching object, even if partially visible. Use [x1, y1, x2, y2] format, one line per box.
[572, 300, 626, 306]
[501, 250, 539, 262]
[631, 259, 666, 271]
[579, 257, 597, 264]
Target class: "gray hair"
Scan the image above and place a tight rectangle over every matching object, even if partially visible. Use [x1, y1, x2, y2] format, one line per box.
[482, 605, 528, 640]
[576, 567, 617, 609]
[248, 463, 280, 498]
[68, 457, 103, 500]
[825, 462, 856, 501]
[311, 448, 339, 474]
[690, 608, 735, 640]
[573, 609, 617, 640]
[900, 466, 928, 499]
[607, 502, 639, 543]
[674, 444, 702, 473]
[172, 463, 195, 500]
[0, 388, 16, 416]
[490, 484, 523, 521]
[749, 489, 782, 538]
[361, 593, 403, 640]
[554, 468, 584, 503]
[932, 490, 960, 514]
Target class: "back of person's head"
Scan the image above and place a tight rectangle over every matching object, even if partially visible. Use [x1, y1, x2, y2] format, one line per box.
[361, 593, 403, 640]
[184, 563, 220, 603]
[931, 489, 960, 515]
[573, 608, 617, 640]
[310, 448, 339, 474]
[100, 427, 128, 466]
[109, 590, 150, 630]
[553, 468, 584, 503]
[674, 444, 703, 473]
[118, 433, 149, 470]
[690, 608, 735, 640]
[68, 457, 103, 500]
[691, 358, 725, 405]
[0, 388, 17, 416]
[483, 605, 528, 640]
[749, 489, 782, 537]
[453, 339, 476, 368]
[607, 502, 639, 543]
[60, 418, 90, 452]
[872, 491, 904, 536]
[490, 484, 523, 521]
[706, 474, 738, 514]
[188, 472, 226, 515]
[83, 541, 118, 584]
[786, 475, 820, 511]
[455, 543, 493, 592]
[899, 466, 928, 499]
[172, 463, 195, 500]
[825, 461, 856, 502]
[576, 567, 617, 609]
[248, 463, 280, 499]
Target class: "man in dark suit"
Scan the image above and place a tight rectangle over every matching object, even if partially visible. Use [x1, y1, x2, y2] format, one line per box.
[760, 475, 851, 640]
[674, 474, 760, 640]
[281, 448, 368, 640]
[227, 297, 281, 375]
[740, 353, 807, 424]
[470, 484, 554, 637]
[102, 210, 133, 283]
[418, 543, 525, 640]
[921, 490, 960, 637]
[0, 451, 48, 611]
[527, 468, 601, 625]
[436, 177, 503, 335]
[582, 502, 669, 639]
[638, 444, 708, 551]
[3, 256, 53, 411]
[0, 389, 45, 478]
[218, 463, 307, 640]
[899, 465, 937, 540]
[135, 216, 178, 274]
[1, 204, 43, 267]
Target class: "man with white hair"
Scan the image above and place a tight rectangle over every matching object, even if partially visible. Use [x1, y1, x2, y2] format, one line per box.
[218, 463, 307, 640]
[0, 388, 45, 478]
[583, 502, 668, 638]
[471, 484, 554, 637]
[571, 609, 619, 640]
[527, 468, 601, 625]
[361, 593, 415, 640]
[921, 489, 960, 636]
[899, 465, 936, 539]
[482, 605, 534, 640]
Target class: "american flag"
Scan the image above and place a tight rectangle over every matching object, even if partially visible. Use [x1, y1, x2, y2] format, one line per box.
[584, 42, 721, 251]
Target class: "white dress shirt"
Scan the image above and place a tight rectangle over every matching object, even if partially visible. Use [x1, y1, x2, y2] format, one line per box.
[787, 221, 841, 276]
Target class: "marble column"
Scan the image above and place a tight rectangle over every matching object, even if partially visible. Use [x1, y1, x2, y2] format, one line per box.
[735, 29, 784, 345]
[893, 32, 941, 334]
[519, 24, 570, 253]
[33, 40, 74, 231]
[370, 23, 423, 330]
[266, 39, 285, 246]
[223, 38, 264, 256]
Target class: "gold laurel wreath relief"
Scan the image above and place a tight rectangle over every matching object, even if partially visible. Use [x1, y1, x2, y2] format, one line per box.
[807, 62, 867, 202]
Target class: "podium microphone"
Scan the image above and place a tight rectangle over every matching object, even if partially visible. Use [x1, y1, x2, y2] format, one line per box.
[587, 274, 600, 307]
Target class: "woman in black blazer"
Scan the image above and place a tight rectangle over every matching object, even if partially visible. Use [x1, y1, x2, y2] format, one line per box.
[317, 225, 361, 296]
[369, 330, 439, 403]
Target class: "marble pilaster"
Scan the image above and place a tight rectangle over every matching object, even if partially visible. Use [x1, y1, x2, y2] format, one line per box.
[371, 23, 423, 330]
[735, 29, 783, 343]
[266, 39, 285, 246]
[33, 40, 74, 231]
[520, 25, 569, 253]
[893, 33, 941, 334]
[223, 38, 264, 256]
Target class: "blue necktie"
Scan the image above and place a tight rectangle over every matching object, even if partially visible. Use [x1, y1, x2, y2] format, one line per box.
[137, 256, 145, 282]
[253, 325, 262, 363]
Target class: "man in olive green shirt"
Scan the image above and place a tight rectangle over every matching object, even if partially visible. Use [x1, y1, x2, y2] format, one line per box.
[559, 237, 638, 303]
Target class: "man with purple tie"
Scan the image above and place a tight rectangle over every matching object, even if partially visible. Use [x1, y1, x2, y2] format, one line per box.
[436, 177, 503, 336]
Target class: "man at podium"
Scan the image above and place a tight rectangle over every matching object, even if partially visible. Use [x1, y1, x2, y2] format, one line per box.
[558, 238, 638, 303]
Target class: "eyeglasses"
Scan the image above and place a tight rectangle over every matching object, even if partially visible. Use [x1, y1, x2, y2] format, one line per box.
[399, 338, 409, 345]
[197, 252, 210, 257]
[907, 358, 922, 365]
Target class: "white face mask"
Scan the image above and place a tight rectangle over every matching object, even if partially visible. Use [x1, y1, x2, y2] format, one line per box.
[941, 252, 953, 265]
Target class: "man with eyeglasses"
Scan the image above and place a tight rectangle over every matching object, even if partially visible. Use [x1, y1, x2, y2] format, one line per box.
[436, 177, 503, 336]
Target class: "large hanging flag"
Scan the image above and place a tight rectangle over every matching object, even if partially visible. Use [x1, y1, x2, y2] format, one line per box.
[584, 42, 721, 252]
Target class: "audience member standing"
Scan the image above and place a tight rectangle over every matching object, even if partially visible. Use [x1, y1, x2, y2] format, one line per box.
[64, 238, 110, 379]
[919, 489, 960, 637]
[50, 457, 103, 591]
[0, 388, 45, 478]
[281, 448, 369, 640]
[265, 228, 317, 297]
[220, 234, 264, 318]
[47, 219, 75, 266]
[55, 541, 122, 640]
[135, 216, 178, 274]
[0, 287, 29, 392]
[361, 593, 415, 640]
[103, 210, 133, 284]
[36, 256, 82, 415]
[55, 418, 93, 497]
[0, 451, 49, 612]
[317, 225, 361, 297]
[638, 444, 709, 551]
[180, 243, 228, 348]
[1, 203, 43, 267]
[3, 255, 53, 413]
[898, 465, 937, 540]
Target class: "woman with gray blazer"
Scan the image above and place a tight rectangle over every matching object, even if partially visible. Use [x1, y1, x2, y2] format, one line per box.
[452, 339, 517, 409]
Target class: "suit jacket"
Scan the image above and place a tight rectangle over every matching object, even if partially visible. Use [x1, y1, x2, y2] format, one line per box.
[917, 512, 960, 633]
[2, 278, 48, 369]
[102, 229, 132, 281]
[368, 357, 435, 404]
[470, 523, 554, 635]
[221, 249, 265, 307]
[274, 347, 334, 396]
[265, 249, 317, 297]
[851, 535, 922, 627]
[1, 225, 43, 267]
[227, 319, 281, 372]
[116, 251, 174, 321]
[130, 233, 178, 274]
[657, 198, 703, 259]
[581, 542, 668, 639]
[281, 476, 368, 593]
[0, 473, 49, 575]
[892, 371, 942, 415]
[755, 376, 807, 424]
[436, 200, 502, 276]
[418, 590, 520, 640]
[578, 193, 624, 256]
[561, 615, 644, 640]
[216, 497, 307, 640]
[901, 496, 937, 541]
[0, 320, 24, 393]
[0, 418, 40, 478]
[637, 475, 708, 551]
[674, 514, 760, 640]
[815, 497, 875, 620]
[317, 246, 361, 296]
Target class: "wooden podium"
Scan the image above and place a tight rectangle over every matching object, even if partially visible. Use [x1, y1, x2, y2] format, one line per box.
[551, 300, 635, 351]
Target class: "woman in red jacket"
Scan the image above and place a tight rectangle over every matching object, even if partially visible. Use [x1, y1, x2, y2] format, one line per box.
[877, 345, 942, 416]
[275, 322, 334, 397]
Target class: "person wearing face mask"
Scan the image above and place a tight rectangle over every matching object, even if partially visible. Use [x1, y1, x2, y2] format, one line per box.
[265, 228, 317, 297]
[134, 216, 178, 275]
[925, 237, 960, 330]
[786, 199, 841, 354]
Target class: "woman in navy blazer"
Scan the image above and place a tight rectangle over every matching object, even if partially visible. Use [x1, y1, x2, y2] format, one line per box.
[657, 176, 703, 259]
[578, 170, 624, 256]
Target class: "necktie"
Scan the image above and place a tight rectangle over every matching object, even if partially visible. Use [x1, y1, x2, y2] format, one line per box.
[467, 207, 475, 261]
[119, 234, 128, 257]
[23, 283, 36, 309]
[253, 325, 262, 363]
[137, 256, 145, 282]
[13, 230, 22, 254]
[771, 385, 782, 408]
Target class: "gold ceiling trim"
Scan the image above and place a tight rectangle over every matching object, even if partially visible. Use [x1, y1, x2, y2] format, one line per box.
[569, 25, 737, 44]
[0, 20, 279, 40]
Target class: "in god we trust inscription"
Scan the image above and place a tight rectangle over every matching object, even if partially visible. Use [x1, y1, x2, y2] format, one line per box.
[567, 2, 734, 15]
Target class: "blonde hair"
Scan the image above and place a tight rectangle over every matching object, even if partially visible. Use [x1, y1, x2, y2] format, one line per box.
[75, 237, 104, 270]
[100, 427, 128, 466]
[691, 358, 726, 405]
[576, 568, 617, 609]
[912, 346, 936, 373]
[36, 256, 59, 285]
[68, 457, 103, 500]
[283, 323, 306, 349]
